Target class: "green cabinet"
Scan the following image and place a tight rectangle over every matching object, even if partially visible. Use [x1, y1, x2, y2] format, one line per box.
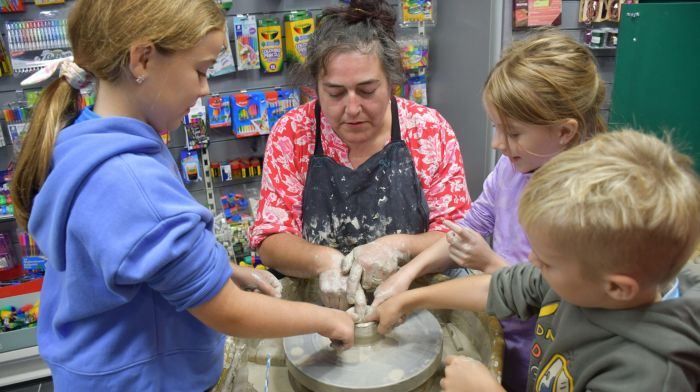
[609, 2, 700, 171]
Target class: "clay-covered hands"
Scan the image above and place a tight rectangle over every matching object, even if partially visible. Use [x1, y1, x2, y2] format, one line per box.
[322, 308, 356, 350]
[316, 245, 385, 319]
[345, 288, 369, 323]
[443, 221, 508, 274]
[319, 249, 351, 309]
[342, 240, 408, 300]
[365, 291, 409, 335]
[371, 266, 414, 308]
[230, 263, 282, 298]
[441, 355, 505, 392]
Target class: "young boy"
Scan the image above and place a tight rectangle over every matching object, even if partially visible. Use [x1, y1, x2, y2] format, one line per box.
[369, 129, 700, 392]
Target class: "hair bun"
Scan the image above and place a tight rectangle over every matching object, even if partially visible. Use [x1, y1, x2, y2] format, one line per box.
[347, 0, 396, 39]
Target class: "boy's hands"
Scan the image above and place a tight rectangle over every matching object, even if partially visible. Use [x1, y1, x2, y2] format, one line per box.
[443, 221, 508, 274]
[441, 355, 505, 392]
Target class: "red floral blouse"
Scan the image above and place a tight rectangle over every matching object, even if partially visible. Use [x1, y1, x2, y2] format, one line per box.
[250, 97, 471, 249]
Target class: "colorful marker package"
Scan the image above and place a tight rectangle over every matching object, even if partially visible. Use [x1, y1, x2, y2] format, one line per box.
[207, 95, 232, 128]
[233, 15, 260, 71]
[232, 91, 270, 138]
[265, 88, 300, 129]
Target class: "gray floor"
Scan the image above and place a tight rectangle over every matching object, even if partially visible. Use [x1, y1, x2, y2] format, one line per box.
[0, 377, 53, 392]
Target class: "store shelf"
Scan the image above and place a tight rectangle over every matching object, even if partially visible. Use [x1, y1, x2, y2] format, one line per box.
[212, 177, 262, 189]
[185, 176, 262, 193]
[0, 279, 46, 387]
[0, 346, 50, 387]
[586, 46, 617, 57]
[0, 214, 14, 222]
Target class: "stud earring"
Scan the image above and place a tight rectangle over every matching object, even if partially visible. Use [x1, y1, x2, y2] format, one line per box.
[135, 75, 146, 84]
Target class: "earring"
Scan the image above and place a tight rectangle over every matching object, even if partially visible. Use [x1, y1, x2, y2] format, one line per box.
[135, 75, 146, 84]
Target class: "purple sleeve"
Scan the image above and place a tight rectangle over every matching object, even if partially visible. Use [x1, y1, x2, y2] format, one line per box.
[458, 160, 501, 237]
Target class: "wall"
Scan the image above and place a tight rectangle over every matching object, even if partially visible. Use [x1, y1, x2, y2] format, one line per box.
[428, 0, 502, 197]
[501, 0, 617, 122]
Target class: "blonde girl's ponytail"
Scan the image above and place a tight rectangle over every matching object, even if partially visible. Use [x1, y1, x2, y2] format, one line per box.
[11, 77, 80, 229]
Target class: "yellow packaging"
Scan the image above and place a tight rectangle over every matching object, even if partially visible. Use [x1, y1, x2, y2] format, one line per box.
[284, 11, 315, 64]
[257, 18, 283, 73]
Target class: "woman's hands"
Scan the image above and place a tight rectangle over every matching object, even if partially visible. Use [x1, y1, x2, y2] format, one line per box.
[340, 237, 410, 320]
[342, 240, 408, 294]
[318, 248, 352, 309]
[230, 262, 282, 298]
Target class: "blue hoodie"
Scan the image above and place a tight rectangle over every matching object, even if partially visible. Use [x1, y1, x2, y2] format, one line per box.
[30, 108, 231, 391]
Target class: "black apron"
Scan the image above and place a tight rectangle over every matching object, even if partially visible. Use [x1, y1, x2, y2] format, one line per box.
[301, 97, 429, 255]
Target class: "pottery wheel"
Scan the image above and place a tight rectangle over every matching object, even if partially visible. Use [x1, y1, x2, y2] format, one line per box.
[283, 310, 443, 392]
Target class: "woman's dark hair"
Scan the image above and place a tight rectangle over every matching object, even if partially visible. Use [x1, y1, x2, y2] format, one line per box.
[296, 0, 404, 88]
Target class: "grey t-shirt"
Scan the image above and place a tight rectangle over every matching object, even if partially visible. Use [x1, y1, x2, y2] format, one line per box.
[487, 263, 700, 392]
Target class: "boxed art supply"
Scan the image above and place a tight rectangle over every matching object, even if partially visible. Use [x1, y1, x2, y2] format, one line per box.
[5, 19, 72, 73]
[284, 11, 314, 64]
[233, 15, 260, 71]
[207, 24, 236, 77]
[180, 150, 202, 184]
[3, 104, 29, 152]
[400, 0, 436, 26]
[0, 232, 20, 280]
[265, 88, 300, 129]
[208, 95, 232, 129]
[232, 92, 269, 138]
[257, 17, 283, 73]
[514, 0, 562, 28]
[398, 35, 429, 71]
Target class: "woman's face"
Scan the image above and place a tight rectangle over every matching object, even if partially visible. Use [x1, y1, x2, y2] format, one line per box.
[317, 51, 392, 146]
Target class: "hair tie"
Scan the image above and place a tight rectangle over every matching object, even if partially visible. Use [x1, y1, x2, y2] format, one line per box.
[59, 60, 94, 90]
[20, 56, 95, 91]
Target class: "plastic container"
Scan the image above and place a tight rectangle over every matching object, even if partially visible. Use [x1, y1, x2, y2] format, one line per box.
[0, 291, 40, 353]
[0, 233, 20, 281]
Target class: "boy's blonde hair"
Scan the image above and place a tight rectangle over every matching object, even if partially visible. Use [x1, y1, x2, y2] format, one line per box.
[519, 130, 700, 286]
[484, 29, 607, 149]
[11, 0, 225, 229]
